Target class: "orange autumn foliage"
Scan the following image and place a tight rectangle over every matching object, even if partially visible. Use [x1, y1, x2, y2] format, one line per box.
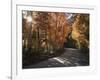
[23, 11, 70, 52]
[71, 14, 89, 49]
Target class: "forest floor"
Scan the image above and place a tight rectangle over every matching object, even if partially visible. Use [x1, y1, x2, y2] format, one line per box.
[23, 48, 89, 69]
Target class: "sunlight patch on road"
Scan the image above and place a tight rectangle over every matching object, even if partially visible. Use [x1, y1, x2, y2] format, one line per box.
[53, 57, 71, 65]
[53, 57, 65, 64]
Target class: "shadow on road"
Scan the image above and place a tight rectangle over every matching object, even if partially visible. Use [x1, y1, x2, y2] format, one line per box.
[23, 48, 89, 69]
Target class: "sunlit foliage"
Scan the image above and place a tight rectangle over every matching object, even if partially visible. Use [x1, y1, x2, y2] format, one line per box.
[71, 14, 89, 51]
[22, 11, 89, 54]
[22, 11, 70, 53]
